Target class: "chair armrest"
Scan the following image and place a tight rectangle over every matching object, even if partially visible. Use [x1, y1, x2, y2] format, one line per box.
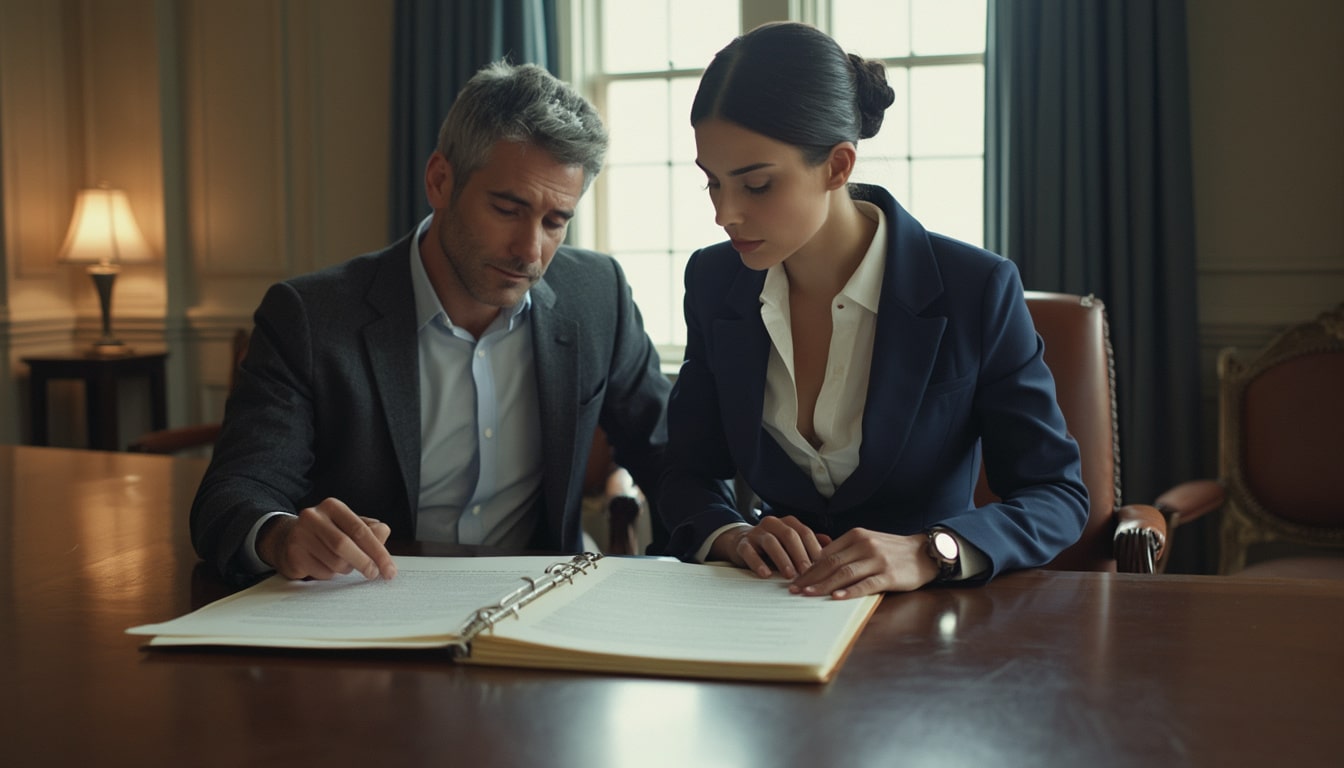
[1113, 504, 1168, 574]
[127, 423, 222, 454]
[1153, 479, 1225, 527]
[604, 467, 641, 556]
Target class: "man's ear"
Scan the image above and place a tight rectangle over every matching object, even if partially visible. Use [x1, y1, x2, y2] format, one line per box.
[824, 142, 857, 190]
[425, 152, 454, 208]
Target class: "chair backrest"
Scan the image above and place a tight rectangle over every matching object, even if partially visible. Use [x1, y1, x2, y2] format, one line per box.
[1217, 302, 1344, 572]
[974, 292, 1120, 572]
[127, 329, 250, 454]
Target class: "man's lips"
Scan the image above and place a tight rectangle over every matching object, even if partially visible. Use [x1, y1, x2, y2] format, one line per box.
[490, 264, 534, 281]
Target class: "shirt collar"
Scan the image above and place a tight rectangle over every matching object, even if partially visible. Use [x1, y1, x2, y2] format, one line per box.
[760, 200, 887, 313]
[410, 213, 531, 334]
[841, 200, 887, 314]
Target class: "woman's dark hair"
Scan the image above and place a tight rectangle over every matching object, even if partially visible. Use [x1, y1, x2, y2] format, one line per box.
[690, 22, 895, 165]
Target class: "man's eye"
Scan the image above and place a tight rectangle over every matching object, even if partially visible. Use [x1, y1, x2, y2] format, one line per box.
[493, 206, 518, 216]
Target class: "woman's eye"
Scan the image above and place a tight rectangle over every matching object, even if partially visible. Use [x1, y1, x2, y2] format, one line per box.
[745, 183, 769, 195]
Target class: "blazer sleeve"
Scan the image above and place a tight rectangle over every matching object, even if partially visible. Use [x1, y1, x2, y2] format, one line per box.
[189, 281, 322, 584]
[658, 249, 743, 560]
[593, 256, 674, 508]
[936, 259, 1089, 579]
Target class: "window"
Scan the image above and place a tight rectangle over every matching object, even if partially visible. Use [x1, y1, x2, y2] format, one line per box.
[565, 0, 986, 357]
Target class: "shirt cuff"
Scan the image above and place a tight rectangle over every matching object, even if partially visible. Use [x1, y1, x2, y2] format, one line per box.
[239, 511, 296, 575]
[947, 530, 988, 581]
[693, 522, 753, 563]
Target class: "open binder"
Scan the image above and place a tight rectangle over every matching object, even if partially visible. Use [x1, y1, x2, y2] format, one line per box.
[128, 554, 880, 683]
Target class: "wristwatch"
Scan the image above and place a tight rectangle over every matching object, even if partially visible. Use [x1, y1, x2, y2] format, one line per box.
[926, 526, 961, 582]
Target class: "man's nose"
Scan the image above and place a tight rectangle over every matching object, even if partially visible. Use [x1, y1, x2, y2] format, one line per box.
[512, 223, 544, 263]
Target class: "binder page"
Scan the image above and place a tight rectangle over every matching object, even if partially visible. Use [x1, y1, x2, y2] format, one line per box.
[489, 558, 878, 666]
[128, 556, 568, 644]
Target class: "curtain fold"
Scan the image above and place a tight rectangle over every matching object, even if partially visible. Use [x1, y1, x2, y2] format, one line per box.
[985, 0, 1203, 565]
[389, 0, 558, 240]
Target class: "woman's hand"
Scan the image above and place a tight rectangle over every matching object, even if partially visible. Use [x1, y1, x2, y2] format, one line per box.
[789, 528, 938, 599]
[710, 515, 832, 579]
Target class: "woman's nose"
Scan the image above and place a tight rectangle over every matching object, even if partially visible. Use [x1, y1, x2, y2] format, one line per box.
[713, 191, 741, 228]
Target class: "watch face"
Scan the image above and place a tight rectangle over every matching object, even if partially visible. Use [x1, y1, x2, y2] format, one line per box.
[932, 531, 959, 561]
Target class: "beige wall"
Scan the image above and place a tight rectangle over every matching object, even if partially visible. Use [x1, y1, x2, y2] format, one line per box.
[1189, 0, 1344, 332]
[1186, 0, 1344, 473]
[0, 0, 1340, 455]
[0, 0, 392, 446]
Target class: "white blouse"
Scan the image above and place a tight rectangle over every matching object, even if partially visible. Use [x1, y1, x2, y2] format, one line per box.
[759, 200, 886, 496]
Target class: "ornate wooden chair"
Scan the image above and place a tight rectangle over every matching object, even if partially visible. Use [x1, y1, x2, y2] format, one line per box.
[1211, 302, 1344, 576]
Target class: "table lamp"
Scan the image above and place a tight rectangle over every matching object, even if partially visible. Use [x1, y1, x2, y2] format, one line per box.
[58, 185, 153, 355]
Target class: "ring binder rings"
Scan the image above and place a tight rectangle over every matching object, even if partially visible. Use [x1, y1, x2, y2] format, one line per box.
[128, 553, 879, 683]
[455, 552, 603, 655]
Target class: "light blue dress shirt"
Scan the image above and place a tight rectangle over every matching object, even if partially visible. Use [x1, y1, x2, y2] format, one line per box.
[240, 215, 544, 571]
[409, 215, 543, 547]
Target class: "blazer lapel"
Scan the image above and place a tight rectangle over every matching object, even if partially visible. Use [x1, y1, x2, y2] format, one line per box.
[362, 241, 422, 532]
[529, 279, 581, 547]
[830, 187, 947, 512]
[711, 263, 830, 513]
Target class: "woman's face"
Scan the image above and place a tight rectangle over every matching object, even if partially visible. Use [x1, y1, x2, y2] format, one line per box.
[694, 118, 834, 271]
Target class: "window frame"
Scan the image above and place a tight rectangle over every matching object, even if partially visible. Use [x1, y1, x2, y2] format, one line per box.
[559, 0, 986, 367]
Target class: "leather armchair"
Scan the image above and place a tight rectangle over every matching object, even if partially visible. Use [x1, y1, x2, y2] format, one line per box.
[128, 329, 250, 454]
[975, 292, 1222, 574]
[584, 426, 644, 554]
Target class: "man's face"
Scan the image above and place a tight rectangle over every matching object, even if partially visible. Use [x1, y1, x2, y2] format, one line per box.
[425, 140, 585, 331]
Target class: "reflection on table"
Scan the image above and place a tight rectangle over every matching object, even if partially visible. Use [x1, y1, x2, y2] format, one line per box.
[2, 444, 1340, 766]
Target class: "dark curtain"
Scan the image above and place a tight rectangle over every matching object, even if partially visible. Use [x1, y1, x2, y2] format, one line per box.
[389, 0, 559, 239]
[984, 1, 1204, 565]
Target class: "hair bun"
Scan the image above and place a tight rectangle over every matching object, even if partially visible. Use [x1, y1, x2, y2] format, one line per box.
[848, 53, 896, 139]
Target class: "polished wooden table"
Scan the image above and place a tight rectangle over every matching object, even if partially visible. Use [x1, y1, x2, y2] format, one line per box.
[2, 445, 1340, 766]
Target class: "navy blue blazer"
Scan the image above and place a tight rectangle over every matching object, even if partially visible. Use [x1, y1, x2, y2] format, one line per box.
[659, 185, 1087, 580]
[191, 232, 670, 584]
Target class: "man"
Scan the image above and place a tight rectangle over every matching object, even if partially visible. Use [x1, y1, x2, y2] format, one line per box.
[191, 62, 670, 585]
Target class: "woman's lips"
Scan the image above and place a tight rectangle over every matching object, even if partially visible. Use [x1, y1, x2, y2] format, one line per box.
[731, 238, 764, 254]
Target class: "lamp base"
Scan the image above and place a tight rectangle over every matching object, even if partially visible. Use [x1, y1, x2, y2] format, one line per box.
[85, 266, 134, 356]
[88, 338, 135, 357]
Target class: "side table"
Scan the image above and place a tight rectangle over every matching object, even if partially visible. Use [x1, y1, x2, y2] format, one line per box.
[23, 351, 168, 451]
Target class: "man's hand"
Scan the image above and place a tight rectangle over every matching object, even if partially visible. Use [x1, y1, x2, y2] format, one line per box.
[257, 497, 397, 581]
[789, 528, 937, 599]
[710, 515, 832, 579]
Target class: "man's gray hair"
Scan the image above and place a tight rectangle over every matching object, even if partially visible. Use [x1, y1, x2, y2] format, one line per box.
[436, 61, 608, 199]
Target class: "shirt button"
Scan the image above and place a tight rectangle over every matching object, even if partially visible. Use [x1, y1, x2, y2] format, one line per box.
[483, 427, 494, 439]
[472, 505, 481, 516]
[477, 349, 486, 358]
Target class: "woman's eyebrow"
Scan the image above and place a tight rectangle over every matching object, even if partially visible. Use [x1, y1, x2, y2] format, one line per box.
[694, 160, 776, 177]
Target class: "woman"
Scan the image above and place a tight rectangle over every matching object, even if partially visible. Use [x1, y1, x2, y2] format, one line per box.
[659, 22, 1088, 598]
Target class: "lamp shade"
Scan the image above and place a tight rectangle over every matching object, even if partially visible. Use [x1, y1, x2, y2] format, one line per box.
[58, 186, 153, 266]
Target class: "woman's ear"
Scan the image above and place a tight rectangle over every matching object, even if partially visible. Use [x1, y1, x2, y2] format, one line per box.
[825, 142, 857, 190]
